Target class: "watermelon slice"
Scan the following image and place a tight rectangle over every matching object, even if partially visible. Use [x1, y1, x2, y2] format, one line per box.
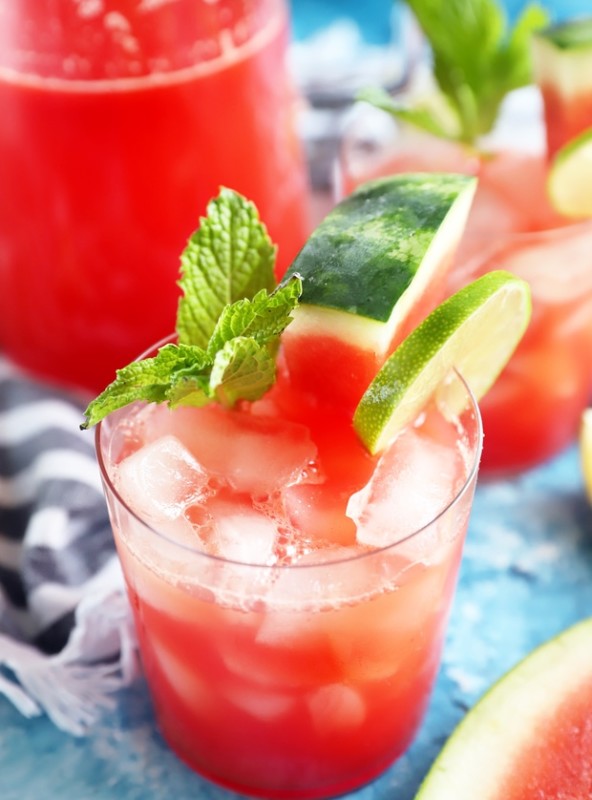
[532, 17, 592, 158]
[280, 174, 476, 412]
[415, 617, 592, 799]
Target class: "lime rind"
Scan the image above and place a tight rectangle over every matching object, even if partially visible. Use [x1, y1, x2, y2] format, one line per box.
[580, 408, 592, 501]
[415, 616, 592, 800]
[353, 271, 532, 455]
[547, 126, 592, 218]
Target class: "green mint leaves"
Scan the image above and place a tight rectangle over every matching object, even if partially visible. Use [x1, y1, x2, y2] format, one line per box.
[177, 187, 277, 348]
[81, 189, 302, 429]
[363, 0, 549, 146]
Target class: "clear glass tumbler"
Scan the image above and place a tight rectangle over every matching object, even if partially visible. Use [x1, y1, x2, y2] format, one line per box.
[96, 354, 482, 799]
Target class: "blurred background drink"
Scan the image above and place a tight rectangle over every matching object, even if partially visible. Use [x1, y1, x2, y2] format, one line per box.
[0, 0, 310, 393]
[337, 2, 592, 476]
[340, 95, 592, 475]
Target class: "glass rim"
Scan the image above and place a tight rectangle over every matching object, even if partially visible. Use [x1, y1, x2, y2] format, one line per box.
[96, 334, 484, 571]
[337, 104, 592, 240]
[0, 0, 286, 89]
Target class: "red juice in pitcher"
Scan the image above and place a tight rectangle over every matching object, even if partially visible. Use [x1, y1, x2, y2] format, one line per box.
[0, 0, 310, 392]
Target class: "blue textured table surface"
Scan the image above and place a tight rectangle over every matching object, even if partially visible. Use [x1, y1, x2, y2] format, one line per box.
[2, 444, 591, 800]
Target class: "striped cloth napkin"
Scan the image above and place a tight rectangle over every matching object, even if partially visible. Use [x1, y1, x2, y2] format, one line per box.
[0, 357, 137, 735]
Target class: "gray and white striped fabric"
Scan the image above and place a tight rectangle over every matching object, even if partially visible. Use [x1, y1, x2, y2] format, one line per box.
[0, 357, 137, 735]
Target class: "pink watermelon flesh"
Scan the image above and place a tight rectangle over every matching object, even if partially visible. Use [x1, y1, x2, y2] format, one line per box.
[498, 679, 592, 799]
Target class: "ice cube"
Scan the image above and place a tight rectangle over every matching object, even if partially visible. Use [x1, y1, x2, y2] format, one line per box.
[203, 498, 278, 565]
[281, 483, 357, 547]
[347, 424, 463, 551]
[224, 683, 294, 721]
[253, 547, 389, 690]
[456, 218, 592, 305]
[555, 295, 592, 342]
[115, 434, 210, 523]
[253, 608, 340, 688]
[143, 404, 318, 496]
[489, 224, 592, 304]
[260, 545, 380, 614]
[150, 638, 212, 712]
[306, 684, 366, 735]
[477, 149, 563, 232]
[326, 580, 429, 683]
[106, 401, 153, 465]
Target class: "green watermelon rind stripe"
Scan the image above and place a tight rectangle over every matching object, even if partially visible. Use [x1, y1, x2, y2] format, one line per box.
[282, 174, 476, 324]
[536, 17, 592, 51]
[415, 616, 592, 800]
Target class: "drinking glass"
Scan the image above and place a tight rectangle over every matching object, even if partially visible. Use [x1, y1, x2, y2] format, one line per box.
[96, 353, 482, 799]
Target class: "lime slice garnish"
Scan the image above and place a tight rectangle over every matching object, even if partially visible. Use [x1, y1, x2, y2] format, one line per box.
[580, 408, 592, 501]
[354, 271, 532, 454]
[547, 127, 592, 218]
[415, 617, 592, 799]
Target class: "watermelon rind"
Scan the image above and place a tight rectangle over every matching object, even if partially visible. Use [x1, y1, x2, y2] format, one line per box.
[415, 616, 592, 800]
[536, 16, 592, 50]
[282, 173, 476, 356]
[532, 17, 592, 99]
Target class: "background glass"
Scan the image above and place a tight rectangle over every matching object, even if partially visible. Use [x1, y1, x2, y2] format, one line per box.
[338, 87, 592, 475]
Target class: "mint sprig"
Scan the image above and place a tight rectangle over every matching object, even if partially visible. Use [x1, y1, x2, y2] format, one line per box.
[81, 189, 302, 428]
[362, 0, 549, 146]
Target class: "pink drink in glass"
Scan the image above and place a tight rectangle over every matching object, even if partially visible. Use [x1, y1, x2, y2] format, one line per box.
[0, 0, 309, 393]
[97, 346, 482, 799]
[339, 101, 592, 475]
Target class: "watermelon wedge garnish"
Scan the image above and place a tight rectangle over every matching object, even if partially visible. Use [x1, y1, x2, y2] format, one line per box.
[280, 173, 476, 413]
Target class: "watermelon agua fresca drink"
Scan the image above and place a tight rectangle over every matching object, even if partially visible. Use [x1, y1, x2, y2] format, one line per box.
[97, 356, 482, 798]
[0, 0, 309, 393]
[338, 1, 592, 475]
[87, 179, 531, 797]
[82, 177, 524, 799]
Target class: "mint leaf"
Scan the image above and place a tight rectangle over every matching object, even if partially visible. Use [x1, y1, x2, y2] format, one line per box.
[81, 343, 210, 428]
[177, 188, 277, 348]
[80, 193, 302, 430]
[207, 276, 303, 356]
[210, 337, 277, 408]
[205, 276, 302, 406]
[374, 0, 548, 144]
